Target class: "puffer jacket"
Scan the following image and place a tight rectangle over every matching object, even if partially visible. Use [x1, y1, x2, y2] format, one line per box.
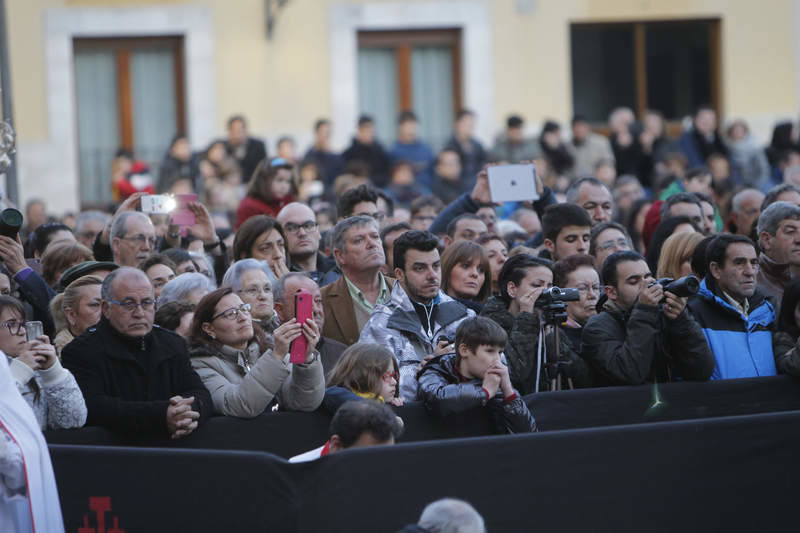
[581, 298, 714, 386]
[189, 341, 325, 417]
[416, 353, 536, 434]
[480, 296, 592, 394]
[772, 331, 800, 376]
[688, 278, 776, 379]
[359, 283, 473, 401]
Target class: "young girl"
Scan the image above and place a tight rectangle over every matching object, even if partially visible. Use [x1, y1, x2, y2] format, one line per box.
[235, 157, 297, 229]
[323, 343, 404, 414]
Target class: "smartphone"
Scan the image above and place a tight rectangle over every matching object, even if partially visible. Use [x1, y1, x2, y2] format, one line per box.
[290, 290, 313, 364]
[169, 193, 198, 227]
[141, 194, 175, 214]
[487, 164, 539, 203]
[25, 321, 43, 342]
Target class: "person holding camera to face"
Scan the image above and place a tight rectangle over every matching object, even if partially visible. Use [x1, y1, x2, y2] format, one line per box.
[581, 251, 714, 386]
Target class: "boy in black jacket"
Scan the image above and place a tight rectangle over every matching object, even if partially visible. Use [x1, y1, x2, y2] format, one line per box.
[417, 316, 536, 433]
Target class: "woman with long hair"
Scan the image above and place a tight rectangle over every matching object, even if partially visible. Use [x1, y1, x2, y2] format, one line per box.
[235, 157, 297, 229]
[440, 241, 491, 314]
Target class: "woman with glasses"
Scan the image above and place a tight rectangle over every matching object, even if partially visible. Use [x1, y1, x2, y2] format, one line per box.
[323, 343, 403, 416]
[552, 254, 601, 356]
[188, 287, 325, 417]
[49, 275, 103, 356]
[232, 215, 290, 279]
[0, 295, 87, 429]
[222, 259, 279, 334]
[235, 157, 297, 229]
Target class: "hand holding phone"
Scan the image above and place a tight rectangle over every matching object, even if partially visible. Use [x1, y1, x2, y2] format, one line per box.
[290, 290, 313, 364]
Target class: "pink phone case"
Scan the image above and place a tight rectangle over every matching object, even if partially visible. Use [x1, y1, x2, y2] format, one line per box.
[290, 290, 313, 364]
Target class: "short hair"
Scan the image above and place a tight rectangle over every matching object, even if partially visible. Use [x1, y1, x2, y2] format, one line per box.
[357, 114, 373, 127]
[397, 110, 418, 125]
[440, 241, 491, 303]
[685, 166, 711, 182]
[601, 251, 646, 288]
[645, 216, 698, 272]
[331, 215, 379, 262]
[101, 267, 151, 302]
[541, 204, 592, 243]
[446, 214, 484, 238]
[691, 235, 716, 280]
[589, 222, 631, 257]
[660, 192, 702, 220]
[705, 234, 756, 271]
[553, 254, 597, 287]
[565, 177, 612, 205]
[456, 109, 474, 121]
[376, 189, 395, 218]
[338, 184, 379, 219]
[110, 211, 150, 241]
[731, 188, 763, 213]
[162, 248, 195, 269]
[75, 210, 111, 234]
[506, 115, 524, 128]
[756, 201, 800, 237]
[314, 118, 330, 132]
[232, 215, 289, 262]
[497, 254, 552, 306]
[762, 184, 800, 211]
[30, 222, 73, 257]
[227, 115, 247, 129]
[328, 401, 403, 448]
[694, 191, 715, 208]
[154, 301, 195, 333]
[0, 295, 25, 322]
[326, 343, 398, 399]
[694, 104, 715, 118]
[138, 254, 177, 275]
[455, 316, 508, 355]
[272, 272, 313, 305]
[612, 175, 641, 193]
[410, 195, 445, 217]
[40, 241, 94, 287]
[222, 259, 276, 292]
[418, 498, 486, 533]
[656, 231, 704, 280]
[158, 272, 216, 308]
[393, 230, 439, 272]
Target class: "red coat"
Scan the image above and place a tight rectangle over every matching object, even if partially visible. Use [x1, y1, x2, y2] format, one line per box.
[235, 195, 294, 229]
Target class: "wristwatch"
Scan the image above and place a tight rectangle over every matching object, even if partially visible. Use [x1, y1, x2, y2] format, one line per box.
[203, 239, 221, 251]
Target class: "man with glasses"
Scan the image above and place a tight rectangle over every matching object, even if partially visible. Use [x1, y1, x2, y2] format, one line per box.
[63, 267, 211, 438]
[277, 203, 337, 286]
[110, 212, 157, 267]
[588, 222, 633, 272]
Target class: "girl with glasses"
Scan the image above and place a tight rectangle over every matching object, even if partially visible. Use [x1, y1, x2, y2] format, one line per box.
[188, 287, 325, 417]
[324, 343, 404, 416]
[0, 295, 87, 430]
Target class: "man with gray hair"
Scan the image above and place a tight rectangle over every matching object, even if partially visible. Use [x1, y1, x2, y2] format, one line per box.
[728, 188, 764, 237]
[659, 192, 704, 230]
[320, 215, 395, 346]
[110, 211, 157, 267]
[565, 177, 614, 226]
[75, 210, 111, 249]
[396, 498, 486, 533]
[757, 201, 800, 310]
[62, 267, 211, 437]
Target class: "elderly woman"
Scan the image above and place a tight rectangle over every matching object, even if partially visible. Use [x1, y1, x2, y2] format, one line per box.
[188, 288, 325, 417]
[158, 272, 217, 308]
[222, 259, 279, 334]
[49, 275, 103, 356]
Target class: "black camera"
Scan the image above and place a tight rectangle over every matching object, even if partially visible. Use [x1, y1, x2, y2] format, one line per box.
[652, 275, 700, 298]
[0, 208, 22, 240]
[535, 286, 580, 308]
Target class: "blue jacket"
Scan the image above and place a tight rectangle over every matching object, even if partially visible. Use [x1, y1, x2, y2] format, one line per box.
[687, 278, 776, 379]
[389, 140, 435, 190]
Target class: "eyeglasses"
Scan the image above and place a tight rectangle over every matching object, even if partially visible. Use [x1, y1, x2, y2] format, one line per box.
[574, 284, 601, 295]
[597, 239, 631, 252]
[240, 285, 271, 298]
[382, 371, 398, 384]
[0, 320, 25, 336]
[212, 303, 252, 321]
[283, 221, 318, 234]
[121, 234, 157, 248]
[107, 298, 157, 313]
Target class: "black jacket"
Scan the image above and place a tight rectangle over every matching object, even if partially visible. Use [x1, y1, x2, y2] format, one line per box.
[226, 137, 267, 183]
[62, 317, 212, 436]
[580, 299, 714, 386]
[416, 353, 536, 434]
[342, 138, 390, 187]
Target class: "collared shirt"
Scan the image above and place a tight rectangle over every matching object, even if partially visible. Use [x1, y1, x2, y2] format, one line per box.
[345, 272, 390, 315]
[722, 290, 750, 318]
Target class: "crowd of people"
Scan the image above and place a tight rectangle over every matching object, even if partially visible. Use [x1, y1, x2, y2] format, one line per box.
[5, 104, 800, 531]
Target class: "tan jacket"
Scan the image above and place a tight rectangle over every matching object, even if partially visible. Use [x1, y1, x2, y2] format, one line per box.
[321, 274, 395, 346]
[190, 342, 325, 417]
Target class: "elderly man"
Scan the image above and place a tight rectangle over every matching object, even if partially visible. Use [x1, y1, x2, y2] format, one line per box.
[62, 267, 211, 437]
[565, 177, 615, 226]
[756, 201, 800, 311]
[321, 216, 395, 346]
[110, 212, 157, 267]
[273, 272, 346, 374]
[728, 188, 764, 236]
[277, 202, 337, 285]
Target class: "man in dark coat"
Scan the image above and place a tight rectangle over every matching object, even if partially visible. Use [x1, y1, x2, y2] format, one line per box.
[225, 115, 267, 182]
[342, 115, 391, 187]
[62, 267, 211, 438]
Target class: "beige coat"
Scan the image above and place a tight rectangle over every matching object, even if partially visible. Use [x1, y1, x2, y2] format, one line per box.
[190, 342, 325, 417]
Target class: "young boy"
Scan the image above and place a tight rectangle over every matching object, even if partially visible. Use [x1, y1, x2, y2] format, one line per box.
[416, 316, 537, 434]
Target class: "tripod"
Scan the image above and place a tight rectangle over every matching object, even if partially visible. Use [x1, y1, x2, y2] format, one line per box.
[538, 301, 575, 392]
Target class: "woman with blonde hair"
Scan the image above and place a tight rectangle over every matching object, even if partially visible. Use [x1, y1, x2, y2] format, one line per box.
[49, 275, 103, 356]
[656, 231, 705, 280]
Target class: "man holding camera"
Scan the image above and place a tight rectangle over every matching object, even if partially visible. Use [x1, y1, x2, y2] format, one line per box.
[581, 251, 714, 386]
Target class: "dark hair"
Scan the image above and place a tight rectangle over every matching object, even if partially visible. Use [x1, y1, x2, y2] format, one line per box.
[338, 184, 379, 219]
[660, 192, 702, 221]
[690, 235, 716, 279]
[397, 110, 418, 125]
[326, 343, 399, 399]
[154, 301, 195, 333]
[705, 234, 755, 271]
[506, 115, 524, 129]
[589, 222, 631, 257]
[188, 287, 271, 353]
[694, 191, 715, 207]
[376, 189, 395, 218]
[541, 204, 591, 243]
[778, 277, 800, 338]
[693, 104, 715, 118]
[138, 254, 178, 275]
[232, 215, 289, 262]
[553, 254, 597, 287]
[685, 166, 711, 182]
[29, 222, 72, 257]
[41, 241, 94, 288]
[329, 401, 403, 447]
[601, 251, 646, 288]
[456, 109, 474, 121]
[446, 214, 484, 238]
[227, 115, 247, 129]
[0, 295, 25, 321]
[393, 230, 439, 272]
[314, 118, 330, 132]
[497, 254, 552, 306]
[380, 222, 411, 262]
[625, 198, 653, 253]
[357, 115, 373, 127]
[410, 195, 445, 217]
[440, 241, 491, 303]
[571, 114, 588, 126]
[455, 316, 508, 356]
[162, 248, 195, 269]
[645, 216, 698, 272]
[762, 184, 800, 211]
[246, 158, 297, 202]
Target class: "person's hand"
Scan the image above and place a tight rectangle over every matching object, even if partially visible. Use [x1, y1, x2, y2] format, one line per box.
[482, 371, 501, 399]
[389, 397, 405, 407]
[186, 202, 218, 247]
[16, 350, 40, 371]
[301, 318, 320, 362]
[417, 354, 435, 372]
[272, 319, 300, 360]
[518, 287, 545, 314]
[470, 165, 501, 206]
[663, 293, 687, 321]
[520, 159, 545, 197]
[101, 192, 146, 245]
[30, 336, 56, 370]
[0, 235, 27, 275]
[489, 362, 513, 397]
[269, 258, 290, 279]
[167, 396, 200, 439]
[638, 282, 663, 307]
[434, 338, 454, 357]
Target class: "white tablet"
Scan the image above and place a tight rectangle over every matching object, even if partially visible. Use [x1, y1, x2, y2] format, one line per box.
[487, 164, 539, 203]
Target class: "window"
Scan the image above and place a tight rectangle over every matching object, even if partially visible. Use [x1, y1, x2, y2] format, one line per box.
[358, 30, 462, 150]
[73, 37, 185, 205]
[570, 19, 720, 125]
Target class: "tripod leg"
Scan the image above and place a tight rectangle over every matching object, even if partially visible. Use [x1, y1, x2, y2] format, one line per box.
[567, 377, 575, 390]
[557, 373, 562, 391]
